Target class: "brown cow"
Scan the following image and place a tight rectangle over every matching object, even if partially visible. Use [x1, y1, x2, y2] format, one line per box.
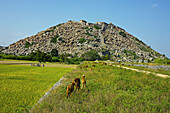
[90, 68, 92, 70]
[74, 78, 80, 91]
[84, 65, 88, 68]
[66, 81, 75, 98]
[82, 75, 86, 88]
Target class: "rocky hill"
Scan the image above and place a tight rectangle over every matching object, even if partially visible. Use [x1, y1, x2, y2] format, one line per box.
[2, 20, 166, 62]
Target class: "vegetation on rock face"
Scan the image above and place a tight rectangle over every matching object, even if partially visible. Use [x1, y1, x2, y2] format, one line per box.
[31, 62, 170, 113]
[24, 41, 33, 48]
[93, 25, 101, 29]
[79, 37, 86, 44]
[119, 31, 126, 37]
[45, 26, 56, 33]
[50, 35, 59, 43]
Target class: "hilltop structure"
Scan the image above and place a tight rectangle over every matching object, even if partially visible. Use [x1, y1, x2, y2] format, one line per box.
[2, 20, 166, 62]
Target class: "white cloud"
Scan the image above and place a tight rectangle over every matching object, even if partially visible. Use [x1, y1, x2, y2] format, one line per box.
[152, 4, 158, 8]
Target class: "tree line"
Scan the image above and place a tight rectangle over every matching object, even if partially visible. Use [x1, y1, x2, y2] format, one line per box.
[0, 49, 103, 64]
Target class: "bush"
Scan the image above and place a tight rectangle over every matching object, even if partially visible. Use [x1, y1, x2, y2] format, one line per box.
[81, 50, 101, 61]
[119, 32, 126, 37]
[79, 37, 86, 44]
[68, 57, 84, 64]
[93, 25, 101, 29]
[50, 35, 59, 43]
[30, 50, 52, 63]
[25, 41, 33, 48]
[101, 55, 111, 60]
[52, 57, 60, 62]
[51, 49, 58, 57]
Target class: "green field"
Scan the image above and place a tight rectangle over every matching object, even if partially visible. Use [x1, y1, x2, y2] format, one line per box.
[0, 64, 73, 112]
[31, 62, 170, 113]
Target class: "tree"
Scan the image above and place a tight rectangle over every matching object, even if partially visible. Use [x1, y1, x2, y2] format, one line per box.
[81, 50, 101, 61]
[51, 49, 58, 57]
[30, 50, 52, 63]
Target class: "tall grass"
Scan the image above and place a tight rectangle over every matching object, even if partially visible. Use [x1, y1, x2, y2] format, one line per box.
[0, 64, 73, 112]
[31, 63, 170, 113]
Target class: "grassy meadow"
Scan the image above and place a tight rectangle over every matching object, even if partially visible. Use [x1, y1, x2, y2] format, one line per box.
[0, 63, 73, 112]
[31, 62, 170, 113]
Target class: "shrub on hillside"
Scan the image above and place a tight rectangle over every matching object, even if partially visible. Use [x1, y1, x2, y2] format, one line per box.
[79, 37, 86, 44]
[50, 35, 59, 43]
[52, 57, 60, 62]
[25, 41, 33, 48]
[119, 32, 126, 37]
[81, 50, 101, 61]
[93, 25, 101, 29]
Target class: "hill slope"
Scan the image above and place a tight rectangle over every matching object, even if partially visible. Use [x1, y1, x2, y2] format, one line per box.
[2, 20, 166, 62]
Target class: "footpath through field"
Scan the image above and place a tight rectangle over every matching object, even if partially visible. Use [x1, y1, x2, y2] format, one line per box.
[111, 64, 170, 78]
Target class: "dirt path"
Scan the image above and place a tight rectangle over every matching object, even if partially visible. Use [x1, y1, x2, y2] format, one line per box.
[112, 65, 170, 78]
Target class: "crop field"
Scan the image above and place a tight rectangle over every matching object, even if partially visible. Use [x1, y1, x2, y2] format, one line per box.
[0, 63, 73, 112]
[31, 62, 170, 113]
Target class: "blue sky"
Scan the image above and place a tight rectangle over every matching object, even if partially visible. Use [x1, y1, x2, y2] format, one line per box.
[0, 0, 170, 58]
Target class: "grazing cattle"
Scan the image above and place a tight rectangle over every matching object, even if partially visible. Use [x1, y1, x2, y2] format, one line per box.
[102, 63, 107, 65]
[82, 75, 86, 88]
[74, 78, 81, 91]
[90, 68, 92, 70]
[80, 66, 82, 69]
[66, 81, 75, 98]
[92, 65, 96, 67]
[84, 65, 88, 68]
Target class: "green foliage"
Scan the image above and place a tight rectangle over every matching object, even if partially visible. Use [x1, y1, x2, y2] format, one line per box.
[81, 50, 101, 61]
[25, 41, 33, 48]
[123, 49, 139, 59]
[139, 46, 149, 52]
[50, 35, 59, 43]
[0, 54, 31, 60]
[0, 64, 73, 113]
[94, 36, 97, 38]
[101, 55, 111, 60]
[79, 37, 86, 44]
[45, 29, 54, 33]
[56, 23, 64, 27]
[45, 26, 56, 33]
[155, 58, 170, 64]
[52, 57, 60, 62]
[119, 32, 126, 37]
[82, 27, 88, 29]
[51, 49, 58, 57]
[85, 31, 91, 36]
[94, 25, 101, 29]
[134, 38, 146, 45]
[30, 50, 52, 63]
[67, 57, 84, 64]
[31, 63, 170, 113]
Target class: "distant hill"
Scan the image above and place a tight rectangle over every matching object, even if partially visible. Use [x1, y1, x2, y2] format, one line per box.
[2, 20, 166, 62]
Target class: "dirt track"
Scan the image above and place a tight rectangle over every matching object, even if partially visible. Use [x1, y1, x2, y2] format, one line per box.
[113, 65, 170, 78]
